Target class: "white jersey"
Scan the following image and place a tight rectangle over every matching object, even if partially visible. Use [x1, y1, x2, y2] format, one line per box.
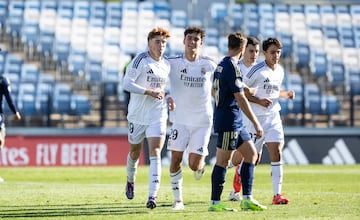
[237, 59, 255, 80]
[244, 60, 285, 116]
[123, 51, 170, 125]
[168, 55, 217, 126]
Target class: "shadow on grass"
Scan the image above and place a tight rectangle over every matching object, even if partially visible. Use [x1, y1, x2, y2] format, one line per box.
[0, 203, 149, 218]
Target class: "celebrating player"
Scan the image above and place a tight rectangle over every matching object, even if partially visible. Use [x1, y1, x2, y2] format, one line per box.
[243, 38, 294, 205]
[123, 27, 172, 209]
[166, 26, 217, 210]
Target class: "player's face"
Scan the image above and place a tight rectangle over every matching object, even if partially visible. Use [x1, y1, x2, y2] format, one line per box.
[183, 33, 202, 52]
[263, 44, 282, 66]
[148, 35, 168, 61]
[244, 44, 260, 65]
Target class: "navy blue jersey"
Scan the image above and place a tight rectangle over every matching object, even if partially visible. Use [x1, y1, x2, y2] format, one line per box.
[0, 76, 18, 114]
[213, 56, 245, 133]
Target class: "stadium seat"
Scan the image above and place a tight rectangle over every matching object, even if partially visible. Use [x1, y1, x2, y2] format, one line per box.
[71, 94, 91, 115]
[309, 50, 328, 78]
[228, 3, 243, 31]
[20, 63, 39, 83]
[327, 61, 346, 88]
[52, 94, 72, 115]
[209, 2, 228, 24]
[279, 98, 290, 116]
[4, 53, 23, 76]
[171, 10, 187, 28]
[6, 0, 24, 48]
[154, 1, 171, 20]
[18, 93, 37, 116]
[293, 42, 310, 69]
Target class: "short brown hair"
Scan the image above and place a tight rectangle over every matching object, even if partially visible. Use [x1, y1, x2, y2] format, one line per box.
[262, 38, 282, 51]
[228, 32, 247, 50]
[147, 27, 171, 41]
[184, 26, 206, 39]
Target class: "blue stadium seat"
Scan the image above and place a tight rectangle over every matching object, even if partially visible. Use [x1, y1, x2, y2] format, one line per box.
[90, 1, 106, 20]
[293, 42, 310, 69]
[154, 1, 171, 20]
[52, 94, 71, 115]
[277, 32, 292, 58]
[210, 2, 227, 24]
[327, 61, 346, 87]
[71, 94, 90, 115]
[324, 95, 340, 115]
[4, 53, 23, 76]
[228, 4, 243, 31]
[20, 63, 39, 83]
[67, 48, 86, 77]
[279, 98, 290, 116]
[35, 93, 51, 115]
[309, 50, 328, 78]
[18, 94, 37, 116]
[0, 0, 7, 35]
[6, 0, 24, 48]
[171, 10, 187, 28]
[73, 0, 90, 19]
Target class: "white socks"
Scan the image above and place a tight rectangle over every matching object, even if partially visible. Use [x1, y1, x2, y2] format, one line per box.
[149, 156, 161, 198]
[170, 169, 183, 202]
[271, 161, 283, 195]
[126, 153, 139, 182]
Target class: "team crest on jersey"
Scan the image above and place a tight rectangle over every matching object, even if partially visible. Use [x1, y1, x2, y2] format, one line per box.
[216, 66, 223, 73]
[201, 67, 206, 74]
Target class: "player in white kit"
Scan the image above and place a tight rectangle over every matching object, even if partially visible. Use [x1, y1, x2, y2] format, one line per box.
[227, 37, 260, 202]
[166, 26, 217, 210]
[243, 38, 294, 205]
[123, 27, 172, 209]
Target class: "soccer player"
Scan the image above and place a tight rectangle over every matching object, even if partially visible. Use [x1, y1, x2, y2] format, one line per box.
[166, 26, 217, 210]
[123, 27, 172, 209]
[243, 38, 294, 205]
[209, 32, 267, 212]
[228, 37, 261, 201]
[0, 47, 22, 182]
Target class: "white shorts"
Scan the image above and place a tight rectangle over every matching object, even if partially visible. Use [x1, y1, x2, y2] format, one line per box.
[127, 121, 167, 144]
[167, 123, 211, 156]
[243, 112, 284, 153]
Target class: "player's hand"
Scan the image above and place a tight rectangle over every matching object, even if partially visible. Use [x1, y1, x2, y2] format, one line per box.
[288, 90, 295, 100]
[167, 97, 176, 111]
[254, 123, 263, 139]
[146, 89, 165, 100]
[14, 112, 21, 121]
[259, 98, 273, 108]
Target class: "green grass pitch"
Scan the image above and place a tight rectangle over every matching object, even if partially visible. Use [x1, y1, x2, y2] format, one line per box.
[0, 165, 359, 220]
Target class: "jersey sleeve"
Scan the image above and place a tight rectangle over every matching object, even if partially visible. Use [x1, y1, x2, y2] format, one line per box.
[123, 55, 147, 94]
[224, 60, 243, 93]
[2, 77, 18, 114]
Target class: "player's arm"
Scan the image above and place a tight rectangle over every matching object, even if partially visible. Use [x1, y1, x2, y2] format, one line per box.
[280, 89, 295, 100]
[234, 91, 263, 139]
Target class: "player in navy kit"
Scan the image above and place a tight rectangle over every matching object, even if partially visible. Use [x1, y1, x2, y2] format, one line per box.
[0, 47, 22, 182]
[209, 33, 266, 212]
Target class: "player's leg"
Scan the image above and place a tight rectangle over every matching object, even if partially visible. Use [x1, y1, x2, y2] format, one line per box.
[125, 123, 145, 200]
[209, 131, 237, 212]
[145, 122, 167, 209]
[187, 125, 211, 180]
[0, 123, 5, 149]
[264, 113, 289, 205]
[168, 124, 189, 210]
[238, 140, 267, 211]
[228, 151, 243, 201]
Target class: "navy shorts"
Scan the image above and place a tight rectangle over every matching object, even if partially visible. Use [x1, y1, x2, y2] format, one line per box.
[216, 126, 251, 151]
